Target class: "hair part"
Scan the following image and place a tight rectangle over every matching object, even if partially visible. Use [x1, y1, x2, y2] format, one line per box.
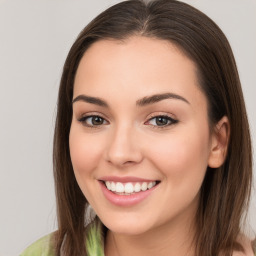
[53, 0, 252, 255]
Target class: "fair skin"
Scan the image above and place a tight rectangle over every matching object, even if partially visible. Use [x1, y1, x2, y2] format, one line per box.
[69, 36, 230, 256]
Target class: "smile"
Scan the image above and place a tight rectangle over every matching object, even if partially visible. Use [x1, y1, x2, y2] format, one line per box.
[99, 177, 160, 206]
[104, 181, 157, 195]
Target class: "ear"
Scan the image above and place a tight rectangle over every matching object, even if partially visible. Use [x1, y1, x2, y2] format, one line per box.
[208, 116, 230, 168]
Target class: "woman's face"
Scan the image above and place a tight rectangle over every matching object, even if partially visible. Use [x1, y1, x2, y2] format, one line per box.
[69, 36, 215, 235]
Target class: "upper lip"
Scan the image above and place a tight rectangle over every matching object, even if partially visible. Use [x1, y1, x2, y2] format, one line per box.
[98, 176, 158, 183]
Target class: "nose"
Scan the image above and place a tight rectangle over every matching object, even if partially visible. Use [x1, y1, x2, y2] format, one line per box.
[105, 123, 143, 168]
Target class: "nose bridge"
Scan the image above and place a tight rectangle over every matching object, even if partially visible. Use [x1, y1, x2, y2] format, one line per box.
[105, 120, 142, 167]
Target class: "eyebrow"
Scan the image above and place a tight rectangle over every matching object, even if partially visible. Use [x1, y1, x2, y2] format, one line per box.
[72, 92, 190, 107]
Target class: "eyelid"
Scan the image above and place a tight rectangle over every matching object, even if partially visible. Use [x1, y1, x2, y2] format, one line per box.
[77, 113, 108, 129]
[77, 111, 108, 121]
[145, 113, 178, 129]
[77, 112, 179, 129]
[146, 112, 177, 121]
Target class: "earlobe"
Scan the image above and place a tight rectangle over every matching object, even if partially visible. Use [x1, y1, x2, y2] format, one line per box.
[208, 116, 230, 168]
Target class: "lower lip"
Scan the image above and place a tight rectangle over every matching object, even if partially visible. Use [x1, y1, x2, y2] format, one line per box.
[99, 181, 158, 207]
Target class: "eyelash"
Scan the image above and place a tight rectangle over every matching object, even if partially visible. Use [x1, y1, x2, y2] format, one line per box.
[78, 114, 178, 130]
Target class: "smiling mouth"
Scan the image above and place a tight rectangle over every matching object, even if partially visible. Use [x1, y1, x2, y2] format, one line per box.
[101, 180, 160, 195]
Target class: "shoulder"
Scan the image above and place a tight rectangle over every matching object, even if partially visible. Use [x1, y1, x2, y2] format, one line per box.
[232, 234, 255, 256]
[20, 232, 55, 256]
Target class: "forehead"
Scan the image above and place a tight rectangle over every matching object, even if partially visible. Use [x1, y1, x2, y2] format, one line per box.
[73, 36, 207, 112]
[76, 36, 194, 82]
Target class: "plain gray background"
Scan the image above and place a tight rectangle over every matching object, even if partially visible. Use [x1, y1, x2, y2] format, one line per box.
[0, 0, 255, 255]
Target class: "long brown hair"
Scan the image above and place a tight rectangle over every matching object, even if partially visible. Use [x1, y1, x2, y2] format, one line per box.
[53, 0, 252, 255]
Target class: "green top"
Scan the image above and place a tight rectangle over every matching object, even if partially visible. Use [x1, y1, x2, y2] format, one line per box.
[20, 221, 104, 256]
[20, 223, 256, 256]
[20, 234, 54, 256]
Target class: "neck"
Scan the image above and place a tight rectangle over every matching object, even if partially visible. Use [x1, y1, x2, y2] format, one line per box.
[104, 210, 196, 256]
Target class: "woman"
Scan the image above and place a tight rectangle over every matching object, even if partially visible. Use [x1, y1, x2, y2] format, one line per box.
[21, 0, 255, 255]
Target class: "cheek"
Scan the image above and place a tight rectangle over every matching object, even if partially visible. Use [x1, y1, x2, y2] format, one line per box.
[143, 128, 211, 222]
[69, 125, 104, 181]
[148, 127, 210, 187]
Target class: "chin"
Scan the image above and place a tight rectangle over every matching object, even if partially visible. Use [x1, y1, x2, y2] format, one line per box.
[102, 218, 151, 236]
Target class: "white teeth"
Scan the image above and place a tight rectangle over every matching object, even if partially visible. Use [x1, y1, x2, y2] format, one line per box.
[106, 181, 111, 190]
[104, 181, 158, 194]
[124, 183, 134, 193]
[134, 183, 141, 192]
[115, 182, 124, 193]
[111, 182, 116, 192]
[141, 182, 147, 191]
[147, 182, 153, 189]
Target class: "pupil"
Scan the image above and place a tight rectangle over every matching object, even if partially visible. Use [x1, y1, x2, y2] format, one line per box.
[156, 117, 167, 126]
[93, 116, 103, 125]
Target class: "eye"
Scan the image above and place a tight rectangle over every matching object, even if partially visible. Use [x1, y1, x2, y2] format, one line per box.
[78, 115, 108, 128]
[146, 115, 178, 129]
[77, 114, 178, 129]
